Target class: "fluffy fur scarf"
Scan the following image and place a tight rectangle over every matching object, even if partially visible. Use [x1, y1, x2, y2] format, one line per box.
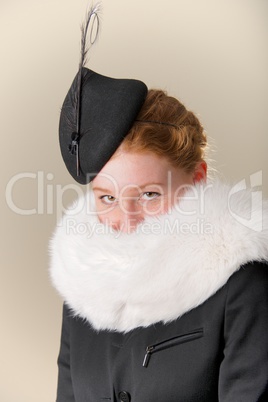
[49, 180, 268, 332]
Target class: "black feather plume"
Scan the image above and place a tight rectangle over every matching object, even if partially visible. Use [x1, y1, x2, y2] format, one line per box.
[63, 3, 101, 176]
[76, 3, 101, 134]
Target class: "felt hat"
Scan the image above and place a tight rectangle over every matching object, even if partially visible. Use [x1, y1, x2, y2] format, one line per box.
[59, 6, 148, 184]
[59, 68, 147, 184]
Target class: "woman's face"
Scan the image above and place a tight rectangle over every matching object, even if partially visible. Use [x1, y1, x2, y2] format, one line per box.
[92, 151, 205, 233]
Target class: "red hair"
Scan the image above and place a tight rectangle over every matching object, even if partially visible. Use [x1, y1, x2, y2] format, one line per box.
[119, 89, 207, 173]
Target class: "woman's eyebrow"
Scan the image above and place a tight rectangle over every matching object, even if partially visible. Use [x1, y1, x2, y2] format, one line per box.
[139, 182, 164, 190]
[92, 187, 114, 193]
[92, 183, 165, 193]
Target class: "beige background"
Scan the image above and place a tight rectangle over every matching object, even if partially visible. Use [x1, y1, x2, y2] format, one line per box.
[1, 0, 267, 400]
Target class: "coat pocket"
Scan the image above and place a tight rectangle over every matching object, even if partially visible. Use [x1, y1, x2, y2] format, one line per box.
[143, 328, 204, 367]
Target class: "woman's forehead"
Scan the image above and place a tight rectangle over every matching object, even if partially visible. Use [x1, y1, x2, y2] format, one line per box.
[92, 151, 173, 190]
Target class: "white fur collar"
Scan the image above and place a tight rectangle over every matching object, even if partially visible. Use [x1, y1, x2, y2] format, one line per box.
[49, 180, 268, 332]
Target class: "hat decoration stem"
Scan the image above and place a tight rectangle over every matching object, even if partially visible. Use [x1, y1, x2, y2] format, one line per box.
[69, 3, 101, 176]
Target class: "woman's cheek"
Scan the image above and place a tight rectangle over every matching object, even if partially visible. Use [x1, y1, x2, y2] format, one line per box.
[95, 200, 117, 221]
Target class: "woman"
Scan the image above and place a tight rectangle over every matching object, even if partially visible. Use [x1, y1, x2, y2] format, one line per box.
[50, 7, 268, 402]
[51, 87, 268, 401]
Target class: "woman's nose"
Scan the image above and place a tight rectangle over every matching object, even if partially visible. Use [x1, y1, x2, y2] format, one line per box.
[118, 199, 144, 233]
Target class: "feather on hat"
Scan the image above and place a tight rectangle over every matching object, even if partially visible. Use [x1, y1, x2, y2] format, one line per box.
[59, 4, 148, 184]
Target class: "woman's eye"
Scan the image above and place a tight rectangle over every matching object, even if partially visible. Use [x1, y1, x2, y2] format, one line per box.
[140, 192, 161, 201]
[99, 195, 117, 204]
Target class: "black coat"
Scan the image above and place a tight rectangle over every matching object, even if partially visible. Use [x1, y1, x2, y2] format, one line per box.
[56, 262, 268, 402]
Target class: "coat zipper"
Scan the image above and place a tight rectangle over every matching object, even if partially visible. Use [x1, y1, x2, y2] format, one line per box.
[143, 328, 203, 367]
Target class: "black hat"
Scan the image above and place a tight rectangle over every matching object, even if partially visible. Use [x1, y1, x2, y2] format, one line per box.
[59, 6, 148, 184]
[59, 68, 147, 184]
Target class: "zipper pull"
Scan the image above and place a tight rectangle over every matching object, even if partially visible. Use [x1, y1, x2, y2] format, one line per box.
[143, 346, 154, 368]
